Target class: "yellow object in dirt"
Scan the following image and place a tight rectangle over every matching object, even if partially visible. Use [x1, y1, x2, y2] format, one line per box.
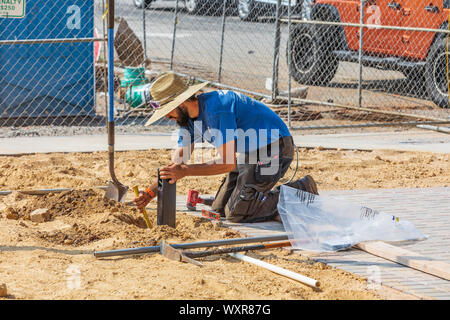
[132, 186, 152, 229]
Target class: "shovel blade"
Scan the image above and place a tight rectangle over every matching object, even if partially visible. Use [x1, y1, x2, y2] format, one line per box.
[105, 181, 129, 203]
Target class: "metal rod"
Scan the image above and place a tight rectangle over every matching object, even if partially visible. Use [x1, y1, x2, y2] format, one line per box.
[185, 241, 292, 259]
[280, 96, 450, 122]
[290, 121, 450, 130]
[142, 0, 147, 67]
[0, 38, 107, 45]
[357, 0, 364, 108]
[0, 186, 108, 196]
[287, 0, 292, 128]
[170, 0, 180, 70]
[284, 18, 450, 34]
[218, 0, 228, 82]
[271, 0, 282, 101]
[94, 234, 289, 258]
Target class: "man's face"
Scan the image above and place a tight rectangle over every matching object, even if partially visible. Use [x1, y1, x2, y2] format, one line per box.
[165, 104, 190, 127]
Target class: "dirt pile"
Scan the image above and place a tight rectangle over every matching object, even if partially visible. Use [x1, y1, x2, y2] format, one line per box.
[0, 189, 240, 248]
[0, 148, 448, 193]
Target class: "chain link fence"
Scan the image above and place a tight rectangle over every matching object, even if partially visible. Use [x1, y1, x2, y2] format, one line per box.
[1, 0, 449, 137]
[0, 0, 108, 130]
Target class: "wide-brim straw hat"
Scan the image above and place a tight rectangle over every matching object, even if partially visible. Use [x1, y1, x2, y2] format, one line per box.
[145, 72, 208, 126]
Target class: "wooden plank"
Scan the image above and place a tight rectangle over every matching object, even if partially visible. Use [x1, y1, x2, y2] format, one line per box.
[356, 241, 450, 281]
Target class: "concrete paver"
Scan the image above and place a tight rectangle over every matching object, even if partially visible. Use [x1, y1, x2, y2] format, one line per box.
[176, 186, 450, 300]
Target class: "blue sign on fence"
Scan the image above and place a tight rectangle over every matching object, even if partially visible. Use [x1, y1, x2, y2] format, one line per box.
[0, 0, 95, 119]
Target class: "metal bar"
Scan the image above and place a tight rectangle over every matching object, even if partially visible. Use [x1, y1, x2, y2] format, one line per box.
[142, 0, 147, 67]
[357, 0, 364, 108]
[290, 121, 450, 130]
[279, 96, 450, 122]
[170, 0, 180, 70]
[0, 38, 107, 45]
[271, 0, 283, 100]
[185, 241, 292, 259]
[284, 18, 450, 34]
[94, 234, 289, 258]
[0, 186, 108, 196]
[217, 0, 228, 82]
[287, 0, 292, 128]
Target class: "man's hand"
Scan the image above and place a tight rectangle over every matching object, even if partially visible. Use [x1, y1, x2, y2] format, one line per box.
[160, 163, 187, 184]
[134, 191, 151, 210]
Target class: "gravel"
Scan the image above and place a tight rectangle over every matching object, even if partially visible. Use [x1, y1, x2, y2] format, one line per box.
[0, 124, 177, 139]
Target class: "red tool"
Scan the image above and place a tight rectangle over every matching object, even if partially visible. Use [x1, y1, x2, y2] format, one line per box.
[201, 209, 221, 220]
[186, 189, 214, 211]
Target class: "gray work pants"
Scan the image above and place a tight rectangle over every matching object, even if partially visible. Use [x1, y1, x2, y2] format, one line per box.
[211, 136, 294, 223]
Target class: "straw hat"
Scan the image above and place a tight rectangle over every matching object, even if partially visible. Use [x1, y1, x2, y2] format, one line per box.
[145, 72, 208, 126]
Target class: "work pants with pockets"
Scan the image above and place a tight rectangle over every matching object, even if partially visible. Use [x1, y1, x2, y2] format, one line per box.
[211, 136, 294, 223]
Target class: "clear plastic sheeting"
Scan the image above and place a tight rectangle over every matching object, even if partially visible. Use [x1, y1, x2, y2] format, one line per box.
[277, 185, 427, 252]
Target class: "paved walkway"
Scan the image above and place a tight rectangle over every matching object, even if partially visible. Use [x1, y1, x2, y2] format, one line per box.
[176, 187, 450, 300]
[1, 130, 449, 155]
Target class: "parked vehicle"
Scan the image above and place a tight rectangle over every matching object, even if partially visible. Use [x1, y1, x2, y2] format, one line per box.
[133, 0, 232, 15]
[237, 0, 302, 21]
[288, 0, 450, 108]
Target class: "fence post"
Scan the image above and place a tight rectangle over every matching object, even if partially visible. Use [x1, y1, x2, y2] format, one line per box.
[142, 0, 147, 67]
[358, 0, 364, 108]
[287, 0, 292, 128]
[218, 0, 228, 82]
[170, 0, 180, 70]
[271, 0, 282, 101]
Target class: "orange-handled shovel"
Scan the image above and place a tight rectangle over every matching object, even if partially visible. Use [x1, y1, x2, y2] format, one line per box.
[132, 186, 152, 229]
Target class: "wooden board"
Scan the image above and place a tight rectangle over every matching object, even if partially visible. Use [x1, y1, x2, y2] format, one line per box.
[356, 241, 450, 281]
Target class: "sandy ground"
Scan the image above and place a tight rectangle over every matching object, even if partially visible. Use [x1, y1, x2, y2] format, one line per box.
[1, 148, 448, 300]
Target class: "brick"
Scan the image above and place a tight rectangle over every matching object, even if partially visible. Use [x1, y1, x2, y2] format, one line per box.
[0, 284, 7, 297]
[30, 208, 50, 223]
[5, 207, 19, 220]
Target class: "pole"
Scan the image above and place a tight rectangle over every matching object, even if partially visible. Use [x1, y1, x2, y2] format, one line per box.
[170, 0, 180, 70]
[229, 252, 320, 288]
[94, 234, 289, 258]
[218, 0, 228, 82]
[142, 0, 147, 67]
[357, 0, 364, 108]
[287, 0, 292, 128]
[108, 0, 115, 131]
[271, 0, 282, 101]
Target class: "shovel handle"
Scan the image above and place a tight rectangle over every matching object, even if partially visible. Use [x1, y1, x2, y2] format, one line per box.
[132, 186, 152, 229]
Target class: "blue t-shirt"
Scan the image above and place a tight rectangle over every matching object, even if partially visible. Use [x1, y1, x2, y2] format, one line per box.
[177, 90, 291, 153]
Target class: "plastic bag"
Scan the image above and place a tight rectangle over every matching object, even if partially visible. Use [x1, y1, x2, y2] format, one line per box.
[277, 185, 427, 252]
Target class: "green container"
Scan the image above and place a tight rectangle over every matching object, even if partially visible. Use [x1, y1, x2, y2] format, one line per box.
[126, 83, 152, 108]
[121, 67, 148, 88]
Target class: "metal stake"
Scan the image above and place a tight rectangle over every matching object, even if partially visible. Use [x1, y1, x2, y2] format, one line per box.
[218, 0, 228, 82]
[357, 0, 365, 108]
[271, 0, 282, 101]
[170, 0, 180, 70]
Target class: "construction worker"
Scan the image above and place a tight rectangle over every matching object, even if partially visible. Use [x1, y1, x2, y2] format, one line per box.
[134, 72, 318, 223]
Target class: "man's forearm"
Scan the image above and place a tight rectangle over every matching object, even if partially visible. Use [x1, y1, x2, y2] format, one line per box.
[183, 162, 235, 177]
[147, 181, 158, 195]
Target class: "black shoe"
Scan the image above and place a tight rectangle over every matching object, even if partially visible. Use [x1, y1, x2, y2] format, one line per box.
[286, 175, 319, 195]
